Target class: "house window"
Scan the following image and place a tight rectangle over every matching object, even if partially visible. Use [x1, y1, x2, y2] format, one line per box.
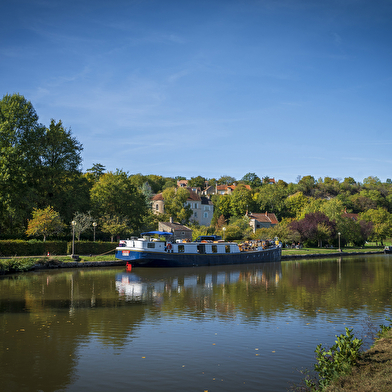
[204, 206, 209, 211]
[194, 203, 198, 209]
[194, 212, 197, 218]
[204, 212, 208, 218]
[155, 204, 159, 210]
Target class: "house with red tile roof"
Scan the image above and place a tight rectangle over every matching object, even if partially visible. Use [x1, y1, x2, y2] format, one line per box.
[342, 210, 359, 221]
[246, 212, 279, 233]
[177, 180, 188, 188]
[215, 184, 251, 195]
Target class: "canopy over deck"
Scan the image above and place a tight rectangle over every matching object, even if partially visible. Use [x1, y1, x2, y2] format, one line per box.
[141, 231, 173, 236]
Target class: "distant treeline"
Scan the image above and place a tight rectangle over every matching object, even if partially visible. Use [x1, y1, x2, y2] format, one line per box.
[1, 93, 391, 246]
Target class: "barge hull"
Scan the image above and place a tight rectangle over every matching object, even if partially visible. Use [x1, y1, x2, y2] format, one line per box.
[115, 247, 281, 267]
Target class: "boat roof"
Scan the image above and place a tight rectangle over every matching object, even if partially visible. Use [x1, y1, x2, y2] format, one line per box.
[141, 231, 173, 236]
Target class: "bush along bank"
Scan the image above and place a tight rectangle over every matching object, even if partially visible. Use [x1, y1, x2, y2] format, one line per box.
[0, 255, 124, 275]
[0, 257, 58, 274]
[293, 318, 392, 391]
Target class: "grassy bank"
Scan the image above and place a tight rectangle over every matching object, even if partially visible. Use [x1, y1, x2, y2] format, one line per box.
[0, 254, 116, 274]
[292, 320, 392, 392]
[324, 329, 392, 392]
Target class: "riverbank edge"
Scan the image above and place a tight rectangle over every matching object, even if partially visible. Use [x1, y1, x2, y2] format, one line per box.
[0, 250, 385, 276]
[281, 250, 384, 260]
[322, 329, 392, 392]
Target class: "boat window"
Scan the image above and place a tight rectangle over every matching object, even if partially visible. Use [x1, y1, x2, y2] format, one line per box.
[147, 243, 155, 249]
[212, 245, 217, 253]
[225, 245, 230, 253]
[178, 245, 185, 253]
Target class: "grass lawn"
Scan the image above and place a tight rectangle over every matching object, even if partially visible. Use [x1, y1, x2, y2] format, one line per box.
[282, 245, 384, 256]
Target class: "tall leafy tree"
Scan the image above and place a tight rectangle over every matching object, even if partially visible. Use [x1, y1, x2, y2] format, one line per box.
[0, 93, 45, 234]
[161, 187, 192, 224]
[255, 184, 288, 217]
[36, 119, 85, 220]
[188, 176, 207, 189]
[100, 214, 130, 242]
[360, 207, 392, 245]
[241, 172, 262, 188]
[230, 185, 253, 216]
[297, 175, 316, 196]
[218, 175, 236, 185]
[86, 163, 106, 182]
[90, 170, 147, 231]
[285, 191, 309, 218]
[211, 194, 232, 221]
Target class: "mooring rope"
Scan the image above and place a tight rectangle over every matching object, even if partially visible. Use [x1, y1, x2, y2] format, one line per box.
[97, 248, 117, 256]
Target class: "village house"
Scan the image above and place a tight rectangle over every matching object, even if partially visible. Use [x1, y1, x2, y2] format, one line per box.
[246, 212, 279, 233]
[202, 183, 252, 196]
[158, 220, 192, 242]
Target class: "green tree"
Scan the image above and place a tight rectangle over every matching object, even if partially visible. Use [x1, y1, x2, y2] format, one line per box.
[241, 172, 262, 188]
[212, 194, 232, 221]
[145, 174, 167, 194]
[230, 185, 253, 216]
[100, 214, 130, 242]
[255, 184, 288, 218]
[0, 93, 45, 235]
[360, 207, 392, 246]
[161, 187, 192, 224]
[285, 191, 309, 218]
[188, 176, 207, 189]
[363, 176, 381, 188]
[297, 175, 316, 196]
[37, 119, 85, 220]
[86, 163, 106, 181]
[218, 175, 236, 185]
[90, 170, 147, 231]
[26, 206, 65, 241]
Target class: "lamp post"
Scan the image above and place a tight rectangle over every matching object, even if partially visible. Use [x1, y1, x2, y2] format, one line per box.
[71, 221, 76, 259]
[93, 222, 97, 242]
[338, 232, 341, 253]
[222, 227, 226, 242]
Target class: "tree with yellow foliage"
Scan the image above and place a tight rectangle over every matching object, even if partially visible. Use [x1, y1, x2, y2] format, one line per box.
[26, 206, 65, 242]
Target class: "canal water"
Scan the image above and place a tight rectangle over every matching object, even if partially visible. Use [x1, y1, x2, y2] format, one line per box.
[1, 254, 391, 392]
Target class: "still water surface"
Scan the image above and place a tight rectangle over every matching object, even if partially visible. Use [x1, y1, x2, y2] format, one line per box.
[1, 254, 391, 391]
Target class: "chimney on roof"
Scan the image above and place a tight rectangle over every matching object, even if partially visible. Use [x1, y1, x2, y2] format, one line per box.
[169, 217, 173, 223]
[265, 211, 268, 216]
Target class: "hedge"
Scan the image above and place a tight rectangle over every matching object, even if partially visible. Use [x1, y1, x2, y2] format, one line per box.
[66, 241, 117, 255]
[0, 240, 116, 257]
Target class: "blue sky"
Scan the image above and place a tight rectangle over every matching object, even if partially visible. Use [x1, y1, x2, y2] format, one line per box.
[1, 0, 391, 184]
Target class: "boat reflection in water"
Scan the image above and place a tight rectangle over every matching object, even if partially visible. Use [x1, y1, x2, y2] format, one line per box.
[115, 262, 282, 302]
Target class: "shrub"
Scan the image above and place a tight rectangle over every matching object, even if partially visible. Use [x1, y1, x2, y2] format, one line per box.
[306, 328, 363, 390]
